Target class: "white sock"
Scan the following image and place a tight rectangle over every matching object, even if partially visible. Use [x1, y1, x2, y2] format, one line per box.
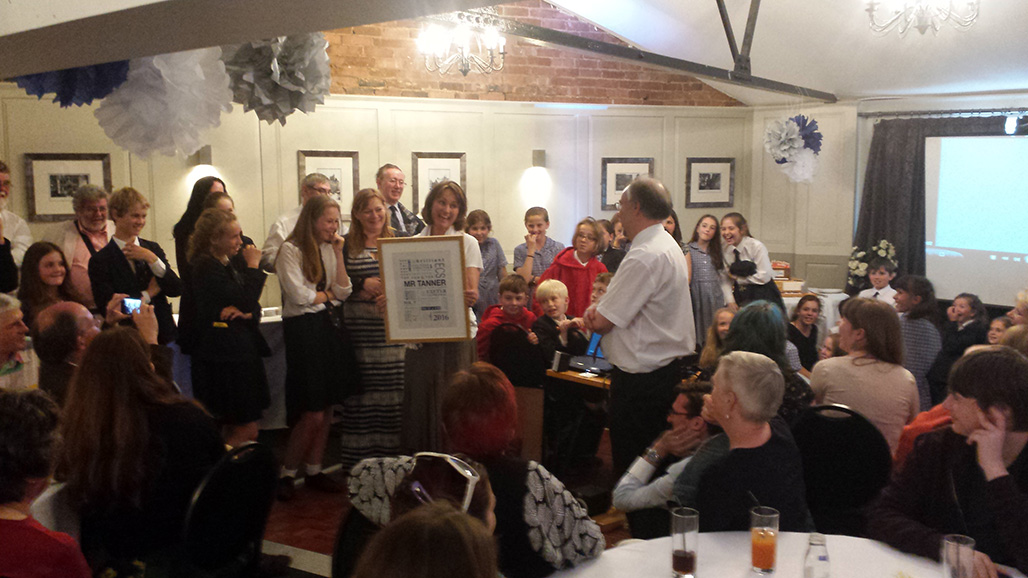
[280, 467, 298, 479]
[304, 463, 322, 477]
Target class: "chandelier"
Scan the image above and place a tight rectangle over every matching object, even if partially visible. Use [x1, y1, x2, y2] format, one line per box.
[416, 14, 506, 76]
[866, 1, 979, 36]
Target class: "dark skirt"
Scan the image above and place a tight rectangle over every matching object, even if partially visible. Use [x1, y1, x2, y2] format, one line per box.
[283, 309, 362, 423]
[191, 357, 270, 425]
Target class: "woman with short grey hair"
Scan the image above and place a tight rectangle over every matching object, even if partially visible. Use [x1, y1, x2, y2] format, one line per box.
[689, 350, 813, 532]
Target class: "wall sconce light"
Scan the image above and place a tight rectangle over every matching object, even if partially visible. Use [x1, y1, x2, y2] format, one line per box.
[189, 145, 213, 166]
[532, 149, 546, 168]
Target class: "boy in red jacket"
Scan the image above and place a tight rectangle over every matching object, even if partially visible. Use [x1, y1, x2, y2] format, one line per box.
[477, 274, 538, 362]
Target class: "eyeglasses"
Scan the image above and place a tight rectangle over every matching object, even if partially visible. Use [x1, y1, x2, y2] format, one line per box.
[668, 407, 692, 418]
[412, 452, 480, 513]
[614, 201, 621, 210]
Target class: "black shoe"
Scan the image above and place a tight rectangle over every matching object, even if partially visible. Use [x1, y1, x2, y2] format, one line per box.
[304, 472, 343, 493]
[257, 553, 292, 577]
[277, 476, 296, 501]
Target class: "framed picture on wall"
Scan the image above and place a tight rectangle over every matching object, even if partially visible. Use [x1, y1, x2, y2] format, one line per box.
[601, 157, 654, 211]
[24, 153, 112, 222]
[411, 152, 467, 214]
[297, 150, 360, 216]
[685, 157, 735, 208]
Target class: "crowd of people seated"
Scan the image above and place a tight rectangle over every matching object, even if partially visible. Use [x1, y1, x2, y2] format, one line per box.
[0, 156, 1026, 578]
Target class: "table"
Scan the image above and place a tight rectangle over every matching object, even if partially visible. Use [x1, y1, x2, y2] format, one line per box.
[553, 532, 959, 578]
[784, 290, 849, 345]
[546, 369, 612, 390]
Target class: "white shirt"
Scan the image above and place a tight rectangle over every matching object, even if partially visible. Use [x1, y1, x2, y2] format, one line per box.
[612, 454, 691, 512]
[720, 235, 775, 305]
[416, 226, 484, 334]
[1, 209, 33, 266]
[596, 223, 694, 373]
[260, 205, 302, 272]
[858, 285, 897, 307]
[276, 241, 352, 318]
[113, 236, 167, 277]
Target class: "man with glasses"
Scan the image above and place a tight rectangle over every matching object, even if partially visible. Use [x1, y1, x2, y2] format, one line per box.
[42, 184, 114, 310]
[261, 173, 336, 271]
[0, 160, 34, 291]
[376, 164, 424, 237]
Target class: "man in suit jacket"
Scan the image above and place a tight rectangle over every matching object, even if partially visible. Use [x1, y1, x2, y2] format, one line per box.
[377, 163, 424, 237]
[42, 184, 115, 310]
[88, 187, 181, 344]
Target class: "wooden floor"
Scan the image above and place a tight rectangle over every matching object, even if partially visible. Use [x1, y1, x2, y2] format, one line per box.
[260, 426, 632, 567]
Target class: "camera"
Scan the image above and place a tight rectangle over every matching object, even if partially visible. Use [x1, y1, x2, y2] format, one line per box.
[121, 298, 142, 315]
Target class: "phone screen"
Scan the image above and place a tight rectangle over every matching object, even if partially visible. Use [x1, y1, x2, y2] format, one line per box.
[121, 298, 142, 315]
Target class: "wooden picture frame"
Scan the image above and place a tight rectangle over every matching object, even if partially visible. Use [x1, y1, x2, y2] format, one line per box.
[685, 157, 735, 208]
[378, 235, 470, 343]
[411, 152, 467, 214]
[601, 157, 654, 211]
[24, 153, 112, 222]
[297, 150, 360, 217]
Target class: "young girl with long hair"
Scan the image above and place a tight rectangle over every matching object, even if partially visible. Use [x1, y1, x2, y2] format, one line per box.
[926, 291, 990, 405]
[537, 218, 608, 318]
[17, 242, 74, 328]
[719, 212, 785, 313]
[466, 209, 508, 321]
[686, 215, 726, 347]
[893, 275, 942, 411]
[275, 195, 356, 499]
[787, 294, 822, 372]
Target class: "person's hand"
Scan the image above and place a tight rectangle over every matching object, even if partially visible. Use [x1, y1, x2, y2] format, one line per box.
[700, 393, 720, 426]
[375, 294, 387, 315]
[972, 551, 999, 578]
[667, 427, 705, 457]
[363, 276, 383, 297]
[146, 276, 161, 299]
[613, 231, 625, 249]
[947, 304, 960, 322]
[242, 244, 261, 268]
[527, 331, 539, 345]
[726, 302, 740, 313]
[968, 406, 1009, 481]
[331, 233, 346, 254]
[463, 288, 478, 308]
[525, 232, 543, 253]
[132, 304, 159, 345]
[582, 305, 598, 332]
[557, 318, 576, 333]
[123, 243, 158, 264]
[105, 293, 131, 325]
[220, 306, 250, 320]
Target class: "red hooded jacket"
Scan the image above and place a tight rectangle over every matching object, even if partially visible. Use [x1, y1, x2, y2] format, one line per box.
[536, 247, 608, 318]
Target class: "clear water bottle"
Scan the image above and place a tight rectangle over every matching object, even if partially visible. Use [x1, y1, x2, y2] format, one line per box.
[804, 532, 830, 578]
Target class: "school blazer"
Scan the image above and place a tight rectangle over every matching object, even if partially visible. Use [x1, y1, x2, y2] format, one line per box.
[89, 238, 182, 344]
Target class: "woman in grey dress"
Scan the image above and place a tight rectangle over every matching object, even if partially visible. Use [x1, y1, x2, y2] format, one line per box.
[686, 214, 726, 348]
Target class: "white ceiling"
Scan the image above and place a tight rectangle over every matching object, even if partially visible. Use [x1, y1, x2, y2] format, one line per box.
[548, 0, 1028, 105]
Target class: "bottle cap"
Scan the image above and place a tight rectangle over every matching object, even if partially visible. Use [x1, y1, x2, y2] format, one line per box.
[809, 532, 826, 545]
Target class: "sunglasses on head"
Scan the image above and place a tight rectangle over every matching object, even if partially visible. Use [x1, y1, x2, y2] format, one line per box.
[412, 452, 481, 513]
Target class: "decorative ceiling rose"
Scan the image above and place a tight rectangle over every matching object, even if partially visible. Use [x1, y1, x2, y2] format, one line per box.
[866, 0, 979, 36]
[417, 13, 506, 76]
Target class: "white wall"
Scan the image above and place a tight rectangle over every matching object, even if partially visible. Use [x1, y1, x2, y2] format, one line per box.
[0, 86, 764, 306]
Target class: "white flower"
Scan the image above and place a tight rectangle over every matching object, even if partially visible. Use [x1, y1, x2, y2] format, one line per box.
[780, 148, 818, 183]
[857, 251, 866, 258]
[858, 262, 868, 271]
[764, 119, 804, 162]
[878, 249, 886, 256]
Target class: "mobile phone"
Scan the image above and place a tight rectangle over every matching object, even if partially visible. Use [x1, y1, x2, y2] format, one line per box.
[121, 298, 142, 315]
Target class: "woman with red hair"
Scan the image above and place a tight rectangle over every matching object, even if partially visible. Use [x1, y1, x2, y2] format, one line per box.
[349, 362, 603, 578]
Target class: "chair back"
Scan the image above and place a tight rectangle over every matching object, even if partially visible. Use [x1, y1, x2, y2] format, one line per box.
[488, 323, 545, 388]
[331, 507, 380, 578]
[182, 442, 278, 574]
[791, 404, 892, 536]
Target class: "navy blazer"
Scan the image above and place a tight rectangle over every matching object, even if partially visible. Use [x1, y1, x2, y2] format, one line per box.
[89, 237, 182, 344]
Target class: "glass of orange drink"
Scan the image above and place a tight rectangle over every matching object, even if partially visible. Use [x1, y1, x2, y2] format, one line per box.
[750, 506, 779, 574]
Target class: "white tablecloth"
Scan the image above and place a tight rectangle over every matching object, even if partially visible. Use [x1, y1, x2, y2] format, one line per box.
[784, 290, 849, 346]
[554, 532, 945, 578]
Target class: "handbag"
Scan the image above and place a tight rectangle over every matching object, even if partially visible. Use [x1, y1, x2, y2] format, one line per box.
[318, 274, 364, 396]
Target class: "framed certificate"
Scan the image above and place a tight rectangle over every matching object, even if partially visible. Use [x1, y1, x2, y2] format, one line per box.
[378, 235, 470, 343]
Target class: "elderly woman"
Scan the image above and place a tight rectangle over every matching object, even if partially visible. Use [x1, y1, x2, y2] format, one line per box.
[721, 300, 814, 424]
[351, 362, 604, 578]
[691, 351, 813, 532]
[810, 298, 918, 455]
[0, 390, 90, 578]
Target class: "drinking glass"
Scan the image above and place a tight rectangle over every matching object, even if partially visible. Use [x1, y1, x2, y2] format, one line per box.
[671, 507, 699, 578]
[750, 506, 779, 574]
[941, 535, 976, 578]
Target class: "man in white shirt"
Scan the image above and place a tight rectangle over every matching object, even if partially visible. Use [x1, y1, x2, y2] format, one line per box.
[377, 164, 424, 237]
[0, 160, 34, 269]
[612, 380, 713, 538]
[42, 184, 115, 309]
[584, 178, 695, 480]
[261, 173, 333, 272]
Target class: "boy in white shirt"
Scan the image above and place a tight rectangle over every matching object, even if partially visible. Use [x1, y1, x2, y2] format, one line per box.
[859, 257, 898, 307]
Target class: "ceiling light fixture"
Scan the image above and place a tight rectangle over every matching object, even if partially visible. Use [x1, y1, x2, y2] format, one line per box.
[417, 13, 506, 76]
[866, 1, 979, 36]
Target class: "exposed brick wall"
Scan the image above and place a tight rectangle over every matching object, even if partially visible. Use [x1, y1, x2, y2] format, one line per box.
[325, 0, 742, 106]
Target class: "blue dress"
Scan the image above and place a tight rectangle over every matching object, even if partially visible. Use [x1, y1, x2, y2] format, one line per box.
[688, 241, 726, 347]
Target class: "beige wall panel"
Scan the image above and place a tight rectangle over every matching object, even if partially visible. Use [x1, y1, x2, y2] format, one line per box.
[672, 115, 750, 233]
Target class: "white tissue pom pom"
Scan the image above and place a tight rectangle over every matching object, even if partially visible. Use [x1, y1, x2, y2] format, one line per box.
[222, 32, 332, 125]
[95, 48, 232, 158]
[764, 119, 804, 162]
[780, 147, 819, 183]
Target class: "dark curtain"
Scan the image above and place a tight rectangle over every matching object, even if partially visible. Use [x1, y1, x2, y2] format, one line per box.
[855, 116, 1004, 276]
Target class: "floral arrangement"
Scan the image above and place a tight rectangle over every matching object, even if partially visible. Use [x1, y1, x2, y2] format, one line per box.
[763, 114, 823, 183]
[847, 239, 898, 291]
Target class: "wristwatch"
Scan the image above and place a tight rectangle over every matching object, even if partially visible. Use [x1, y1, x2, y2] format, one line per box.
[643, 447, 663, 465]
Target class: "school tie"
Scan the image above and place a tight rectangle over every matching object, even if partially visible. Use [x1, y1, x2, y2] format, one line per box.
[873, 291, 880, 299]
[734, 248, 741, 262]
[390, 205, 405, 233]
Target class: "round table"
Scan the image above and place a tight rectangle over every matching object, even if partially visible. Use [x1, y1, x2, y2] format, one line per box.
[553, 532, 944, 578]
